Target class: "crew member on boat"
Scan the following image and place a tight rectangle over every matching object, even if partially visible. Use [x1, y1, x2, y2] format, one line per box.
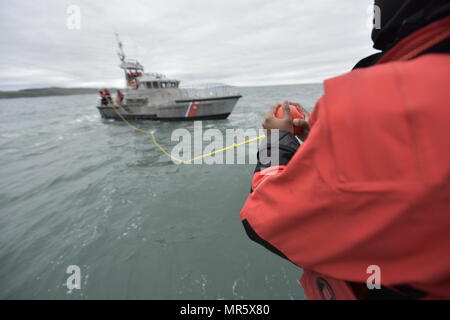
[114, 90, 125, 105]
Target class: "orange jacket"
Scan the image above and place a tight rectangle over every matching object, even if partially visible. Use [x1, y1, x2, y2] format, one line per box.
[240, 17, 450, 299]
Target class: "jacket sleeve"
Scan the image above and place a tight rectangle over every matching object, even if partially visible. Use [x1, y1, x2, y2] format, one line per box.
[244, 130, 300, 260]
[240, 97, 335, 269]
[241, 102, 324, 262]
[251, 131, 300, 193]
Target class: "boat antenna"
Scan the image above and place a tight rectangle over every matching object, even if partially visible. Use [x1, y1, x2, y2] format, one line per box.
[115, 33, 126, 63]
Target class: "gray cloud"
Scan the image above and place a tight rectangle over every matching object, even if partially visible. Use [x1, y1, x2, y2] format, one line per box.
[0, 0, 377, 90]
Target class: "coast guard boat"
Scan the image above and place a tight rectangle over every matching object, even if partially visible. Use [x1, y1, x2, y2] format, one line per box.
[97, 34, 241, 120]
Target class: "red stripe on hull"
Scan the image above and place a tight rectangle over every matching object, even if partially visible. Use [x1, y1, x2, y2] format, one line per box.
[187, 102, 201, 117]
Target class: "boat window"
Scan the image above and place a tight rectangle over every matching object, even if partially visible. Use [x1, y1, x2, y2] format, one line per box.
[152, 82, 159, 89]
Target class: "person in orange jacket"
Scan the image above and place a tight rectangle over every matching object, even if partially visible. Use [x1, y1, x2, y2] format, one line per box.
[240, 0, 450, 300]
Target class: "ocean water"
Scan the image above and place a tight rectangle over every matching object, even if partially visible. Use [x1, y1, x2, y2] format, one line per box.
[0, 84, 323, 300]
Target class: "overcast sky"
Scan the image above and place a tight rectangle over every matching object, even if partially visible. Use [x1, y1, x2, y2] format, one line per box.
[0, 0, 377, 90]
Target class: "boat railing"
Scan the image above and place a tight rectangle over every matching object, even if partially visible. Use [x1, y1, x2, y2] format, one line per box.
[121, 59, 144, 71]
[143, 72, 166, 79]
[180, 85, 240, 99]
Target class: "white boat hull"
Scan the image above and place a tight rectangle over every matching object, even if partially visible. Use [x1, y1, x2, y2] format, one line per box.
[97, 95, 241, 121]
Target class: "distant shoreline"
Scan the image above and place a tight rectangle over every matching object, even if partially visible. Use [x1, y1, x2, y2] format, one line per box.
[0, 87, 119, 100]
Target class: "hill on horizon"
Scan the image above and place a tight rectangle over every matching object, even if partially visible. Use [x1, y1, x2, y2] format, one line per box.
[0, 87, 121, 99]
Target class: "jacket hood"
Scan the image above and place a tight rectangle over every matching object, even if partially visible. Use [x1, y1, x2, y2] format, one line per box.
[372, 0, 450, 51]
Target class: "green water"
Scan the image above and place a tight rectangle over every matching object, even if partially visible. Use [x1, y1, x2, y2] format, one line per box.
[0, 84, 323, 299]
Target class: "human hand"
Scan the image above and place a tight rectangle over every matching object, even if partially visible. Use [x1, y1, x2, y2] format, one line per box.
[262, 102, 294, 135]
[263, 101, 311, 141]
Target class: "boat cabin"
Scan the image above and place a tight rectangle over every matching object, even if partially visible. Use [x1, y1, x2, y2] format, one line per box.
[120, 60, 180, 91]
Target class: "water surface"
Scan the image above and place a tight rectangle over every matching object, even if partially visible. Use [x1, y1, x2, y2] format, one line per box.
[0, 84, 323, 299]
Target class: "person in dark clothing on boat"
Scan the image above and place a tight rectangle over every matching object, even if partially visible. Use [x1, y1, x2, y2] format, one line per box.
[99, 89, 108, 106]
[99, 89, 113, 105]
[104, 89, 113, 105]
[240, 0, 450, 300]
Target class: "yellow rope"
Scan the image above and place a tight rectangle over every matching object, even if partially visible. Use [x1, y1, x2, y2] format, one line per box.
[109, 104, 266, 164]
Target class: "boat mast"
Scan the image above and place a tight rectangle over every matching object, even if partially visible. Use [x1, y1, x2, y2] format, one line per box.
[116, 33, 126, 63]
[115, 33, 145, 89]
[115, 33, 128, 87]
